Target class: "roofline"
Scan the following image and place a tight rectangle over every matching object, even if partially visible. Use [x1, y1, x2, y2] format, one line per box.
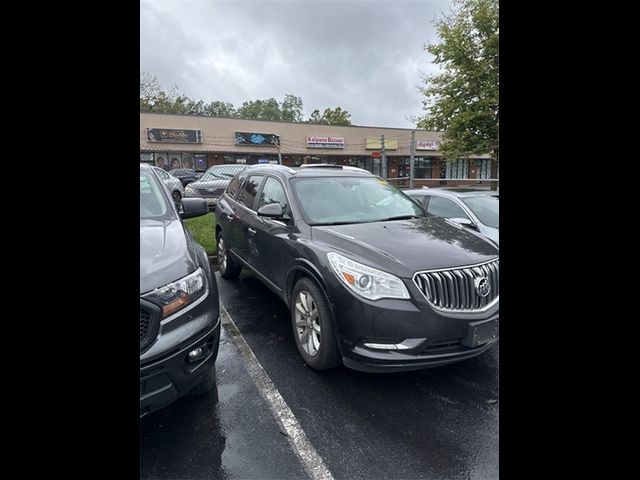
[139, 111, 443, 133]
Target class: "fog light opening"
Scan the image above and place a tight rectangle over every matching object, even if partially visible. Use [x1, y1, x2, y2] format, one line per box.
[187, 347, 205, 362]
[363, 342, 400, 350]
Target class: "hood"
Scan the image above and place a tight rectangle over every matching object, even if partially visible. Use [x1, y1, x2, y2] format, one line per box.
[481, 227, 499, 246]
[311, 216, 498, 278]
[140, 218, 197, 294]
[188, 178, 230, 190]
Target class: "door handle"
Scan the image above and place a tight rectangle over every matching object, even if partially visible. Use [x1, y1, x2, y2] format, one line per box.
[248, 227, 256, 235]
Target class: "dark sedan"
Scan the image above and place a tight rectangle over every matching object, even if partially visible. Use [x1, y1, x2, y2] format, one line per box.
[169, 168, 198, 187]
[214, 164, 499, 373]
[140, 163, 221, 417]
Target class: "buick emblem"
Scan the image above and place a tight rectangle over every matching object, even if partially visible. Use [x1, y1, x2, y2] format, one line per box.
[474, 276, 491, 297]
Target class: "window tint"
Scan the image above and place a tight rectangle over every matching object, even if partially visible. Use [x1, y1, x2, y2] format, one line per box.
[258, 177, 288, 212]
[226, 172, 247, 198]
[237, 175, 265, 210]
[426, 196, 469, 219]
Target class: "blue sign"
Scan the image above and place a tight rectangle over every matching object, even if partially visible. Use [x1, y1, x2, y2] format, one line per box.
[235, 132, 280, 146]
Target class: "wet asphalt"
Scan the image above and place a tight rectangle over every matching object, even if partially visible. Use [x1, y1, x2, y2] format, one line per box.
[141, 269, 499, 479]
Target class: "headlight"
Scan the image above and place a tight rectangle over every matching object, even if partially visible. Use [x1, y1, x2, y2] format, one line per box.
[142, 268, 207, 317]
[184, 185, 196, 196]
[327, 252, 410, 301]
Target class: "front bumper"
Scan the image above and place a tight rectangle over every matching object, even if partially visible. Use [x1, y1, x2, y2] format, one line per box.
[140, 319, 220, 417]
[326, 278, 499, 372]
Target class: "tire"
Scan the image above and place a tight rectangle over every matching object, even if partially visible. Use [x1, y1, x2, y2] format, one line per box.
[172, 190, 182, 203]
[186, 323, 221, 396]
[217, 230, 242, 279]
[291, 277, 342, 371]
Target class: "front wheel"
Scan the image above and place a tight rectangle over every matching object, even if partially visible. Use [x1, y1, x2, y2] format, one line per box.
[291, 277, 341, 371]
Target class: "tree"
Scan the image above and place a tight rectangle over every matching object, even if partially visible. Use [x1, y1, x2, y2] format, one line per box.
[307, 106, 352, 126]
[203, 101, 236, 118]
[417, 0, 499, 188]
[281, 94, 304, 122]
[237, 98, 282, 121]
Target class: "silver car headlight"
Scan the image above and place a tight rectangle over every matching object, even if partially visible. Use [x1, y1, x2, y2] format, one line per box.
[142, 268, 207, 318]
[184, 184, 197, 197]
[327, 252, 410, 301]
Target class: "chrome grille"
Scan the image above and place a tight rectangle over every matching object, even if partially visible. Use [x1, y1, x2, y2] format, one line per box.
[197, 187, 225, 198]
[413, 259, 499, 311]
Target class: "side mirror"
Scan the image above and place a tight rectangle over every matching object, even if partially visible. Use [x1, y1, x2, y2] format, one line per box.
[257, 203, 285, 218]
[449, 217, 477, 229]
[180, 197, 208, 219]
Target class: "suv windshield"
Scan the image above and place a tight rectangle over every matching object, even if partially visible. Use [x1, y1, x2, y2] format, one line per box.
[200, 165, 246, 181]
[461, 195, 499, 228]
[292, 176, 425, 225]
[140, 170, 174, 220]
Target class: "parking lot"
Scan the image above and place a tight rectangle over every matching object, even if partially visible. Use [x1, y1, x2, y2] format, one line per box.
[141, 269, 499, 479]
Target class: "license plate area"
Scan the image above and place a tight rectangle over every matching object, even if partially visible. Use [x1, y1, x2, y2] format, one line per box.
[462, 318, 499, 348]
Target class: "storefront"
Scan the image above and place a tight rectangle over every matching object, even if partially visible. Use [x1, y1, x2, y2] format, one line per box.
[139, 113, 492, 184]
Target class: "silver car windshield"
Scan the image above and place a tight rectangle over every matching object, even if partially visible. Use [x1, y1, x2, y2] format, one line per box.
[461, 195, 499, 228]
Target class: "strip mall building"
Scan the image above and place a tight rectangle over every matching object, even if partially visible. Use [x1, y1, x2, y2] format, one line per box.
[140, 112, 493, 186]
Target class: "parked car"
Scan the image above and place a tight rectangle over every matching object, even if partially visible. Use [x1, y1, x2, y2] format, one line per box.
[169, 168, 198, 187]
[140, 163, 221, 417]
[184, 164, 248, 210]
[152, 166, 184, 205]
[215, 164, 499, 373]
[405, 188, 499, 246]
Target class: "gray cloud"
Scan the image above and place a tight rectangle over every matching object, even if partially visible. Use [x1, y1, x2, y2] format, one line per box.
[140, 0, 451, 127]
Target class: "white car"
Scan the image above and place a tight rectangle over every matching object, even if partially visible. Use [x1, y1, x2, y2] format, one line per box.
[152, 166, 185, 204]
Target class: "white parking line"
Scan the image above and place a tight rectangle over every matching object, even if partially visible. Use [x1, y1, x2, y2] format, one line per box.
[220, 304, 334, 480]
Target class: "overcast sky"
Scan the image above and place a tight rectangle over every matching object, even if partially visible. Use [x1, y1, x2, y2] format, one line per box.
[140, 0, 451, 128]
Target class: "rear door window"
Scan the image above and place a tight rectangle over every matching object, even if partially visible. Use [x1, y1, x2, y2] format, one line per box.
[237, 175, 265, 210]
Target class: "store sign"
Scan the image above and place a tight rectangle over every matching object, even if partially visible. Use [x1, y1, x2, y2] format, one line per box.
[366, 138, 398, 150]
[146, 128, 202, 144]
[235, 132, 280, 146]
[416, 140, 440, 151]
[307, 136, 345, 149]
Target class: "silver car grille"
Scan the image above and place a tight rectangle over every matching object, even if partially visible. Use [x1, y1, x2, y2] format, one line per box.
[413, 259, 499, 312]
[197, 187, 226, 198]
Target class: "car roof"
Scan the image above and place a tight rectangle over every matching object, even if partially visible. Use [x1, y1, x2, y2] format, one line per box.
[237, 164, 376, 179]
[140, 163, 152, 171]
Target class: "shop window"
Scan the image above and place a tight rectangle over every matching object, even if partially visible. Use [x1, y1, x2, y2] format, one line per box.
[154, 153, 169, 170]
[168, 154, 182, 171]
[445, 159, 469, 179]
[140, 153, 153, 164]
[478, 159, 492, 179]
[195, 154, 207, 171]
[182, 153, 195, 170]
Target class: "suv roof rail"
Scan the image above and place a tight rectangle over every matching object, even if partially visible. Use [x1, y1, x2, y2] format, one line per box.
[299, 164, 343, 169]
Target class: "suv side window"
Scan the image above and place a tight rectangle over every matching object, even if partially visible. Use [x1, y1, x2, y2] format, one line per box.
[237, 175, 265, 210]
[227, 172, 247, 198]
[426, 196, 469, 219]
[257, 177, 288, 213]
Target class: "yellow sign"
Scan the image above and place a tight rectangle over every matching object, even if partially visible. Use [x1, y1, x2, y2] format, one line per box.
[366, 138, 398, 150]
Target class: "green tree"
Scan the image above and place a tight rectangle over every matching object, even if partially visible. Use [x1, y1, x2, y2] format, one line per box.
[203, 101, 237, 118]
[307, 106, 352, 126]
[281, 94, 304, 122]
[237, 98, 283, 121]
[417, 0, 499, 187]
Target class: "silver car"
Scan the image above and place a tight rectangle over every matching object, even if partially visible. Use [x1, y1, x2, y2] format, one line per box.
[151, 167, 185, 204]
[405, 187, 499, 246]
[184, 164, 248, 209]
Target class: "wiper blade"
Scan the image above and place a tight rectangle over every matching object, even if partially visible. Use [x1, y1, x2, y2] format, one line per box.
[378, 215, 423, 221]
[310, 221, 364, 226]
